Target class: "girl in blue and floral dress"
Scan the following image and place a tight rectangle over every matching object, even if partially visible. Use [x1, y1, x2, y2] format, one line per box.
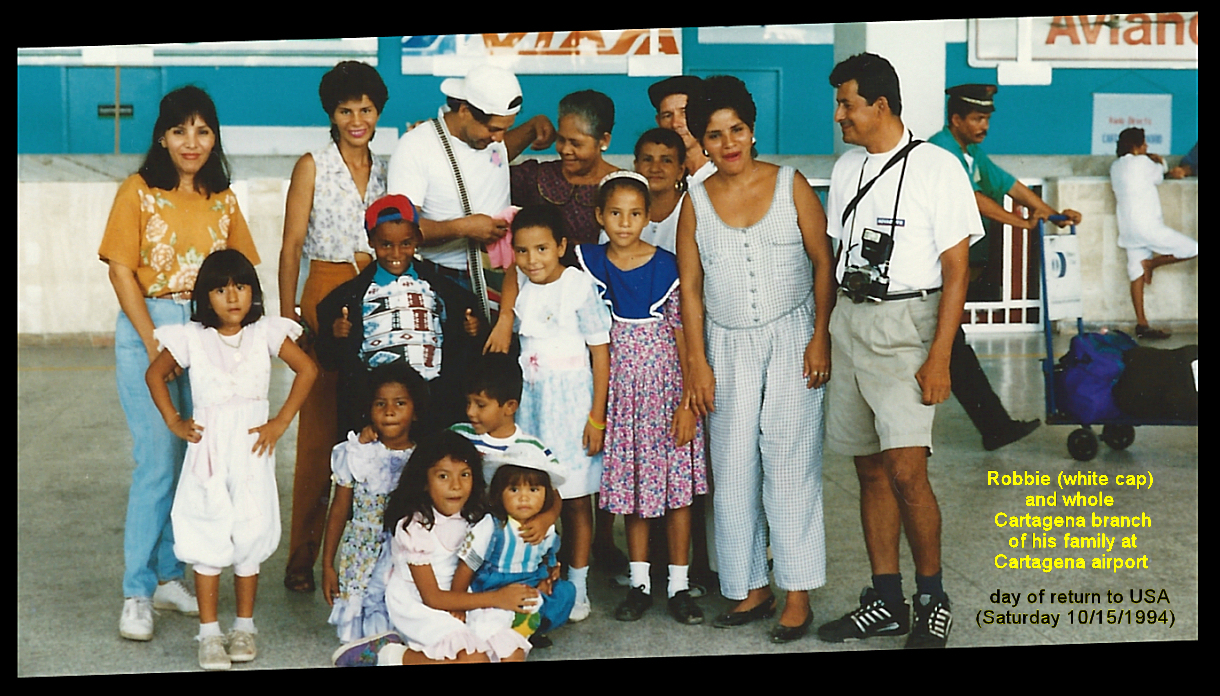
[321, 362, 428, 643]
[576, 171, 707, 625]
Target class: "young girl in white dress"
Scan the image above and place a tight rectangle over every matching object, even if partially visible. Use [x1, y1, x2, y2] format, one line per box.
[146, 249, 317, 671]
[510, 204, 612, 621]
[321, 362, 428, 643]
[331, 431, 541, 666]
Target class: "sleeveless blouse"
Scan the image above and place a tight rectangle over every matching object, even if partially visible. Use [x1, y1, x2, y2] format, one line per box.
[303, 141, 386, 262]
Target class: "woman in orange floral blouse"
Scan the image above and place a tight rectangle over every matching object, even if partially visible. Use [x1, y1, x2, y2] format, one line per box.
[98, 85, 261, 644]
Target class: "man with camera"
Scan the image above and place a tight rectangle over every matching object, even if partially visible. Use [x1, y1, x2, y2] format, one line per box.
[928, 84, 1080, 449]
[819, 54, 982, 649]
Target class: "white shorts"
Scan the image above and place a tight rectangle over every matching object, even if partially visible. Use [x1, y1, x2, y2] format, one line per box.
[1124, 227, 1198, 281]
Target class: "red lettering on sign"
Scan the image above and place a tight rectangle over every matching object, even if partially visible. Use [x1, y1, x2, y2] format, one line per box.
[535, 32, 554, 49]
[1157, 13, 1185, 45]
[483, 33, 528, 49]
[1046, 16, 1080, 44]
[1124, 14, 1152, 45]
[1078, 15, 1108, 44]
[1190, 13, 1199, 44]
[558, 31, 606, 50]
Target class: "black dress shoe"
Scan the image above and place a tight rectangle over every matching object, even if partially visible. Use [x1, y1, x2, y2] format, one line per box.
[770, 609, 814, 643]
[668, 590, 705, 625]
[713, 595, 776, 628]
[614, 587, 653, 622]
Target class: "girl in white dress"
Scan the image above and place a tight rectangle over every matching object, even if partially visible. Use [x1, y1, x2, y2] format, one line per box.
[510, 204, 612, 621]
[331, 431, 540, 665]
[146, 249, 317, 670]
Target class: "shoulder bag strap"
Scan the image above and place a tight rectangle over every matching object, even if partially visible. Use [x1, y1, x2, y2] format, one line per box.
[431, 118, 492, 321]
[840, 138, 924, 226]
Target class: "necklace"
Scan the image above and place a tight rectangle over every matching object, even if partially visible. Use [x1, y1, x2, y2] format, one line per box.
[217, 328, 244, 362]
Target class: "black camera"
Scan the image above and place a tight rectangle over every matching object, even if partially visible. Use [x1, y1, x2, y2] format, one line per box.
[842, 228, 894, 303]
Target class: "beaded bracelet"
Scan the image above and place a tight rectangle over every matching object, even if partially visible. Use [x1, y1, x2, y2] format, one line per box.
[587, 415, 605, 431]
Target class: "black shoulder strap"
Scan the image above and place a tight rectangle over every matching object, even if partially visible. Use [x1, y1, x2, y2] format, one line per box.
[431, 117, 491, 322]
[841, 138, 923, 226]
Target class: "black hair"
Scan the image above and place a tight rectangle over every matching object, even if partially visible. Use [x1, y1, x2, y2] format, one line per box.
[686, 75, 757, 143]
[559, 90, 615, 140]
[634, 127, 687, 165]
[487, 465, 555, 524]
[947, 98, 984, 122]
[190, 249, 264, 329]
[383, 431, 487, 533]
[446, 97, 493, 125]
[597, 175, 651, 213]
[463, 352, 522, 404]
[138, 85, 231, 196]
[512, 204, 568, 247]
[319, 61, 388, 145]
[368, 362, 431, 419]
[1117, 127, 1146, 157]
[829, 53, 903, 117]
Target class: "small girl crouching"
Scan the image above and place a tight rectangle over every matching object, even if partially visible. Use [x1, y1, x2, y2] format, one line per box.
[332, 431, 541, 666]
[322, 362, 430, 643]
[462, 461, 576, 648]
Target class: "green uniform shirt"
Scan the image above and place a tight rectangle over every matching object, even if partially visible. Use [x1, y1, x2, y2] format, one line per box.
[928, 127, 1016, 204]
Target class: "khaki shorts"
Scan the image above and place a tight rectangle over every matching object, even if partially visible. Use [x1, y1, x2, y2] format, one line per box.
[826, 293, 940, 456]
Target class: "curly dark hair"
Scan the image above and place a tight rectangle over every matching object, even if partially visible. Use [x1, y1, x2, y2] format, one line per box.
[634, 127, 686, 165]
[368, 362, 431, 422]
[383, 431, 487, 533]
[319, 61, 388, 145]
[512, 204, 568, 247]
[138, 85, 231, 196]
[190, 249, 264, 329]
[829, 52, 903, 117]
[686, 75, 756, 143]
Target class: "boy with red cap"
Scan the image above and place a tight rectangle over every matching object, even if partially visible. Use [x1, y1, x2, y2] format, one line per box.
[317, 194, 484, 437]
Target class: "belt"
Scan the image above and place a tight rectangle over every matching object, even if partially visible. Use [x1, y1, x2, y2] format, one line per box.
[881, 286, 941, 301]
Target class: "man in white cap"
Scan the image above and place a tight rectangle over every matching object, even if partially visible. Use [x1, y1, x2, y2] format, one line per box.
[387, 65, 555, 314]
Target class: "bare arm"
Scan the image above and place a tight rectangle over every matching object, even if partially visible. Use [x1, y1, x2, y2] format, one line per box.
[793, 171, 835, 390]
[915, 238, 969, 405]
[418, 215, 509, 247]
[146, 349, 201, 442]
[249, 338, 318, 456]
[676, 195, 714, 417]
[504, 115, 557, 162]
[582, 342, 610, 455]
[519, 488, 562, 544]
[321, 483, 353, 606]
[278, 154, 315, 320]
[409, 562, 538, 612]
[484, 269, 517, 354]
[108, 262, 171, 370]
[1005, 182, 1081, 227]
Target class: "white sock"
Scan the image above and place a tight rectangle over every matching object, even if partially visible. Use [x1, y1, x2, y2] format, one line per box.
[198, 622, 222, 640]
[629, 562, 651, 594]
[232, 616, 256, 634]
[377, 643, 408, 666]
[569, 565, 590, 603]
[668, 565, 690, 599]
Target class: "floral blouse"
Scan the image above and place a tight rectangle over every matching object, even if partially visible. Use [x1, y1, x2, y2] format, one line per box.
[98, 174, 260, 297]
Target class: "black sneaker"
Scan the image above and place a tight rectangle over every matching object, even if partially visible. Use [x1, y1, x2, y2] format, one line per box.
[817, 587, 909, 642]
[528, 633, 553, 649]
[906, 593, 952, 649]
[614, 586, 653, 621]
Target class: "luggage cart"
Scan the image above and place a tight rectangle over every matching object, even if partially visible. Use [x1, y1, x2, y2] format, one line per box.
[1037, 217, 1197, 461]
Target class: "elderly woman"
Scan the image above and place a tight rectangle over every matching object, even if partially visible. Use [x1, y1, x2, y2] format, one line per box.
[511, 89, 620, 250]
[278, 61, 389, 593]
[99, 85, 260, 641]
[676, 75, 835, 643]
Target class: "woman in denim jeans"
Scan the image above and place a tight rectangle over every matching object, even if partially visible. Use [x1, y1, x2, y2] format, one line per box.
[98, 86, 260, 642]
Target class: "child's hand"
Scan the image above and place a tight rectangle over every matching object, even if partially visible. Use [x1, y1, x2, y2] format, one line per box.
[671, 405, 697, 447]
[448, 610, 467, 622]
[322, 566, 339, 607]
[518, 516, 547, 544]
[168, 416, 203, 443]
[249, 417, 289, 456]
[536, 577, 553, 596]
[493, 584, 540, 612]
[463, 308, 482, 337]
[333, 306, 352, 339]
[482, 316, 513, 354]
[358, 424, 379, 444]
[583, 418, 605, 456]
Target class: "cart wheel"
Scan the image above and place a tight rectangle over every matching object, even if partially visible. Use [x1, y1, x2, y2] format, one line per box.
[1100, 424, 1136, 451]
[1067, 428, 1099, 461]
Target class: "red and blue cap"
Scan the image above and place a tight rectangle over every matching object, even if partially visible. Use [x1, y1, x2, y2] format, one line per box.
[364, 194, 420, 235]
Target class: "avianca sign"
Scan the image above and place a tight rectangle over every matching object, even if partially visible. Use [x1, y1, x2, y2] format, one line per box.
[970, 15, 1197, 69]
[401, 30, 683, 75]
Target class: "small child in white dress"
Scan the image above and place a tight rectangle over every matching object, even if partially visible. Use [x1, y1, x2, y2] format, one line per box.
[146, 249, 317, 671]
[510, 204, 612, 621]
[321, 362, 429, 643]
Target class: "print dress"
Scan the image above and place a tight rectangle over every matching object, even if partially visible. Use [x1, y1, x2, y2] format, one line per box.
[576, 244, 707, 518]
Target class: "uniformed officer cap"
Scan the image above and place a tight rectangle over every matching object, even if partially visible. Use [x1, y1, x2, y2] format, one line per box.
[946, 83, 998, 113]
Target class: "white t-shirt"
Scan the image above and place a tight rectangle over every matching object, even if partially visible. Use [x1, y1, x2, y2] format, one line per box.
[827, 131, 982, 293]
[386, 106, 512, 271]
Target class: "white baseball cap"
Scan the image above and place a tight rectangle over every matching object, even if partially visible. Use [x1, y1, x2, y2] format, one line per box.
[441, 65, 523, 116]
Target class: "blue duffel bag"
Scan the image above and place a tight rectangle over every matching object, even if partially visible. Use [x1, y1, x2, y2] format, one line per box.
[1055, 330, 1138, 423]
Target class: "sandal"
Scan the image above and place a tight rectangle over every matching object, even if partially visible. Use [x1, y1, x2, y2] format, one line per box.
[284, 569, 316, 593]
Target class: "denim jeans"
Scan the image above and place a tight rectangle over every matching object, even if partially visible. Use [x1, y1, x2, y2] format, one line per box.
[115, 298, 193, 598]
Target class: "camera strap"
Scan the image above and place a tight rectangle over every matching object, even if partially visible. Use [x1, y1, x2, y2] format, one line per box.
[840, 135, 923, 226]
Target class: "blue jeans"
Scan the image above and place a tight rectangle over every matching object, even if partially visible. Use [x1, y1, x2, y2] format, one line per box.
[115, 298, 193, 598]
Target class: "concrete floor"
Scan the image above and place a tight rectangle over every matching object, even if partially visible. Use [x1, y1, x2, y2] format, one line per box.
[17, 331, 1198, 676]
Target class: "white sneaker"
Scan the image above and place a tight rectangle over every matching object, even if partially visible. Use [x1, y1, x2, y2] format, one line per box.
[119, 597, 154, 641]
[198, 634, 231, 671]
[153, 579, 199, 616]
[227, 629, 257, 663]
[569, 599, 591, 622]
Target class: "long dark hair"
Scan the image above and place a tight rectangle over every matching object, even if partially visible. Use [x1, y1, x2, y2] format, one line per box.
[190, 249, 264, 329]
[487, 465, 554, 524]
[383, 431, 487, 533]
[138, 85, 231, 196]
